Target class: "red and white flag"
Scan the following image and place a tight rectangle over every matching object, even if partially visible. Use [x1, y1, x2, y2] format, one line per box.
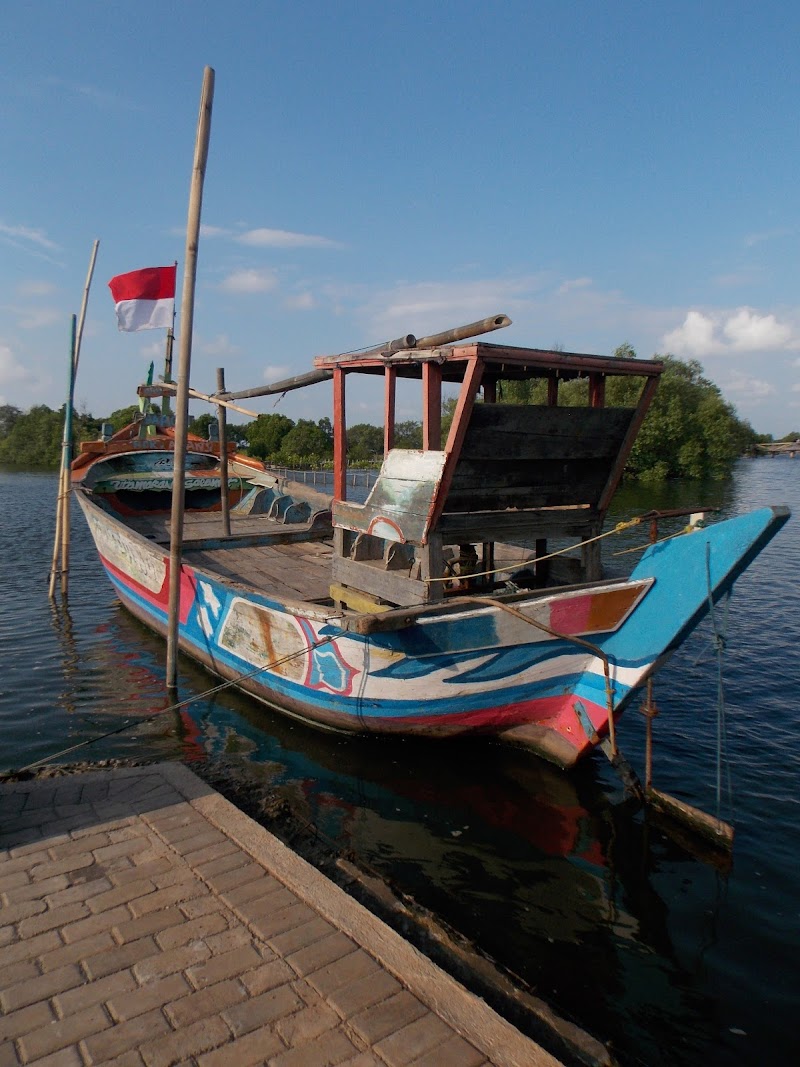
[108, 265, 176, 332]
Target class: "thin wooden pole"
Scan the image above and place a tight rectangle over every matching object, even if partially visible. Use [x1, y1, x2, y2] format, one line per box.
[166, 66, 215, 689]
[49, 240, 99, 600]
[216, 367, 231, 536]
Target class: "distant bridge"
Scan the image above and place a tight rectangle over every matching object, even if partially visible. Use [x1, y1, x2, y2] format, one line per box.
[756, 442, 800, 457]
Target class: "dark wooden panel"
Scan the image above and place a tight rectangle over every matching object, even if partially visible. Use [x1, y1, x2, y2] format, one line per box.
[446, 458, 613, 510]
[457, 405, 634, 461]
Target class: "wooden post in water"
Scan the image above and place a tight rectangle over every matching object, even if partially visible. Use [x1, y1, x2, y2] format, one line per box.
[216, 367, 231, 536]
[166, 66, 215, 690]
[48, 240, 100, 599]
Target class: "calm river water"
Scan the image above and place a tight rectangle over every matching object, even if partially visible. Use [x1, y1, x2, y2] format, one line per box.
[1, 459, 798, 1066]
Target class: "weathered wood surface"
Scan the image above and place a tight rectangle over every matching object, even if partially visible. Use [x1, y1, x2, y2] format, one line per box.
[188, 540, 333, 601]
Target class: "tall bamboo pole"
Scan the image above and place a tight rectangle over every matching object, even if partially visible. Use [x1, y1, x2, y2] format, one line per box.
[48, 240, 100, 599]
[166, 66, 215, 689]
[48, 317, 77, 598]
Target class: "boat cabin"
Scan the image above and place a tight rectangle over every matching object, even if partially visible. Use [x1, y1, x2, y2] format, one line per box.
[314, 336, 663, 610]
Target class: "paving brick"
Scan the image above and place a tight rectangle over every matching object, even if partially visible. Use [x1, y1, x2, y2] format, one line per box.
[249, 901, 321, 942]
[49, 833, 114, 859]
[204, 862, 265, 896]
[112, 857, 173, 886]
[155, 820, 209, 846]
[409, 1033, 488, 1067]
[3, 874, 70, 905]
[375, 1013, 455, 1065]
[112, 907, 184, 945]
[154, 910, 227, 950]
[3, 959, 40, 987]
[44, 875, 114, 909]
[8, 839, 54, 859]
[240, 957, 295, 997]
[80, 1006, 170, 1064]
[2, 929, 62, 966]
[180, 895, 223, 920]
[269, 916, 335, 957]
[55, 967, 138, 1016]
[223, 982, 304, 1037]
[132, 940, 212, 984]
[203, 926, 253, 955]
[195, 1024, 285, 1067]
[286, 931, 356, 977]
[39, 929, 115, 972]
[193, 851, 243, 879]
[275, 992, 340, 1047]
[1, 962, 84, 1012]
[327, 969, 403, 1020]
[0, 898, 47, 926]
[139, 1014, 231, 1067]
[107, 971, 191, 1022]
[127, 880, 205, 917]
[63, 904, 131, 943]
[93, 838, 153, 865]
[18, 900, 90, 938]
[82, 935, 159, 980]
[307, 948, 380, 997]
[186, 944, 262, 989]
[0, 869, 29, 893]
[19, 1045, 84, 1067]
[236, 886, 296, 920]
[0, 999, 55, 1042]
[348, 991, 428, 1045]
[268, 1028, 362, 1067]
[28, 853, 96, 881]
[164, 977, 247, 1028]
[221, 871, 284, 908]
[17, 1003, 112, 1062]
[170, 831, 231, 860]
[89, 876, 158, 915]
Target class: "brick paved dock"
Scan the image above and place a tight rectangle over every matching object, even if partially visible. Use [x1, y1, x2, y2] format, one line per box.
[1, 763, 563, 1067]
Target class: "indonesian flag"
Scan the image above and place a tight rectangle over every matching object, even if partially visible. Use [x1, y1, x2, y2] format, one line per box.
[108, 265, 176, 332]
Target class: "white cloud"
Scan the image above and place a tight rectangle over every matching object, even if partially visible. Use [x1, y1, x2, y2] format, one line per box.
[0, 342, 32, 387]
[199, 225, 232, 238]
[219, 269, 278, 294]
[557, 277, 592, 295]
[263, 364, 292, 380]
[744, 226, 793, 248]
[7, 305, 62, 330]
[236, 228, 339, 249]
[723, 308, 793, 350]
[724, 372, 776, 399]
[663, 307, 798, 357]
[0, 221, 60, 251]
[285, 292, 315, 310]
[16, 280, 57, 296]
[198, 334, 240, 357]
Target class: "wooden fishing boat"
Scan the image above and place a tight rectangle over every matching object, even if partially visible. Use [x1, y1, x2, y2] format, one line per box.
[73, 317, 789, 770]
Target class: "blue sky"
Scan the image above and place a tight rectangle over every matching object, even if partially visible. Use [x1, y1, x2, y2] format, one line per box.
[2, 1, 799, 433]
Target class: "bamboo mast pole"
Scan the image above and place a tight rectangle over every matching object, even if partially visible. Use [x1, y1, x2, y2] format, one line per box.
[216, 367, 231, 536]
[49, 240, 100, 599]
[48, 317, 77, 598]
[166, 66, 215, 689]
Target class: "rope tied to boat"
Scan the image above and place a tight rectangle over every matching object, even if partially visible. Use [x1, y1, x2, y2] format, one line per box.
[704, 542, 733, 823]
[17, 634, 338, 774]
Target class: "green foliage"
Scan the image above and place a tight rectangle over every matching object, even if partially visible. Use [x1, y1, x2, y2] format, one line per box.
[188, 412, 216, 439]
[275, 418, 333, 466]
[244, 413, 295, 461]
[0, 404, 99, 467]
[393, 420, 422, 448]
[347, 423, 384, 461]
[0, 405, 22, 437]
[106, 405, 141, 431]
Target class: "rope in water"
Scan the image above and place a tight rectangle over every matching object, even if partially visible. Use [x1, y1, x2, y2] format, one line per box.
[18, 634, 337, 774]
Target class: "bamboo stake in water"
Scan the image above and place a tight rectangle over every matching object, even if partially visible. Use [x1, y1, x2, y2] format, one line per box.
[166, 66, 215, 689]
[216, 367, 231, 536]
[48, 240, 100, 599]
[48, 317, 77, 599]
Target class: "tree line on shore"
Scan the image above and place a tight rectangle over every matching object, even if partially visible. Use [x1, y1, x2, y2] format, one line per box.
[0, 347, 784, 482]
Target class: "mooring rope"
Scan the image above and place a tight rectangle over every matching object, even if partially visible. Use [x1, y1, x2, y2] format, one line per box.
[704, 543, 732, 822]
[18, 634, 337, 773]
